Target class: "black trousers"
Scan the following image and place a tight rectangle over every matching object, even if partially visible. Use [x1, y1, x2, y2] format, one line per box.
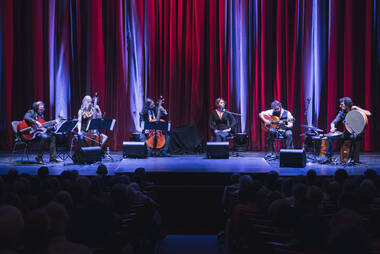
[267, 128, 293, 153]
[35, 133, 56, 159]
[326, 131, 361, 160]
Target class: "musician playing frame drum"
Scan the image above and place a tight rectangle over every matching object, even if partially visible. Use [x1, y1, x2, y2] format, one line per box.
[320, 97, 371, 163]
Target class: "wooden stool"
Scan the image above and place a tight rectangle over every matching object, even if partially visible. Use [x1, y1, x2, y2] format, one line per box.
[340, 139, 361, 163]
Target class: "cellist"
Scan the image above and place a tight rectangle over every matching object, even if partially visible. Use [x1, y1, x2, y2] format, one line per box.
[139, 98, 170, 156]
[77, 95, 103, 147]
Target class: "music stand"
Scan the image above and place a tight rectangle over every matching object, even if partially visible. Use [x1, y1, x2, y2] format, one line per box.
[86, 118, 116, 161]
[55, 120, 78, 161]
[86, 118, 116, 131]
[143, 121, 170, 132]
[55, 119, 78, 134]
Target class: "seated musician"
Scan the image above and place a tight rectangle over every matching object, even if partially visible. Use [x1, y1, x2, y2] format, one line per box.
[139, 98, 170, 156]
[259, 100, 294, 158]
[321, 97, 371, 163]
[209, 98, 237, 142]
[24, 101, 61, 164]
[77, 95, 104, 147]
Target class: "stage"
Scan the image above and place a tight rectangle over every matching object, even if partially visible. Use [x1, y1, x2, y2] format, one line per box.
[1, 151, 380, 176]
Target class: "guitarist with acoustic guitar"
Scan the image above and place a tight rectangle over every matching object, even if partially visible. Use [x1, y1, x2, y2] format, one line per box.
[259, 100, 295, 158]
[22, 101, 61, 164]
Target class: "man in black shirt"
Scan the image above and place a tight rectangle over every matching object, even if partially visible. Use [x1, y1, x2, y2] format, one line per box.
[209, 98, 237, 142]
[23, 101, 60, 164]
[139, 98, 170, 156]
[322, 97, 371, 163]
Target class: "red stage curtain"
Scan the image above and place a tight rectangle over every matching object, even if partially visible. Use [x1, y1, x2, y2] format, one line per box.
[0, 0, 379, 152]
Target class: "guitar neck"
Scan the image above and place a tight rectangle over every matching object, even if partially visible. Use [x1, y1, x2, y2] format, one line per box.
[271, 118, 295, 124]
[41, 120, 57, 127]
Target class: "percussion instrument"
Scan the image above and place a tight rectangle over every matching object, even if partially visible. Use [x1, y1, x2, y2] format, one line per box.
[325, 131, 343, 138]
[300, 125, 324, 133]
[344, 110, 368, 135]
[319, 139, 327, 157]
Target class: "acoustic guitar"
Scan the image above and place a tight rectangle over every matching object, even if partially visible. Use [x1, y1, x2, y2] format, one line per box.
[261, 115, 295, 132]
[17, 118, 59, 141]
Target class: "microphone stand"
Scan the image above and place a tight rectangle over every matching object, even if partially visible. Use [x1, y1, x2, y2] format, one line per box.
[222, 109, 245, 157]
[303, 98, 312, 159]
[224, 110, 243, 116]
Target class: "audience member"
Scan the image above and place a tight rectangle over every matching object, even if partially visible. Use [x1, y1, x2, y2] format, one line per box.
[0, 205, 24, 253]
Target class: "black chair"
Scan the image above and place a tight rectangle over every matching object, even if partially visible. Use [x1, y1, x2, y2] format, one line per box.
[11, 121, 32, 161]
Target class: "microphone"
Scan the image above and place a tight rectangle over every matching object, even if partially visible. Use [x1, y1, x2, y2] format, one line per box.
[224, 109, 244, 116]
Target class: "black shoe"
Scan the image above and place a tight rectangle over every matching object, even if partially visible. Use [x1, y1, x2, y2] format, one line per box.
[35, 156, 45, 165]
[319, 155, 332, 164]
[49, 158, 63, 163]
[160, 151, 171, 157]
[342, 158, 356, 165]
[265, 153, 274, 158]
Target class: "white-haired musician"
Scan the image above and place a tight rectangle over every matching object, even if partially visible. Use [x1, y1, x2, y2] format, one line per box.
[77, 95, 103, 147]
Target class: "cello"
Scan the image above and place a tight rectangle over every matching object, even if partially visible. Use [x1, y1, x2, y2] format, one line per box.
[83, 93, 107, 148]
[145, 96, 166, 150]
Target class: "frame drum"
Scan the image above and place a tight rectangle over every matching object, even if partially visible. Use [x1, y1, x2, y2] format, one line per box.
[344, 110, 368, 135]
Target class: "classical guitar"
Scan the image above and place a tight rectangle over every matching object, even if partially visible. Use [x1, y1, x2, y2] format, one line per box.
[261, 115, 296, 132]
[17, 118, 59, 141]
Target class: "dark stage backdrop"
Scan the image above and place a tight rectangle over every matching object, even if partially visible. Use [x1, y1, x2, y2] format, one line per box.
[1, 0, 380, 151]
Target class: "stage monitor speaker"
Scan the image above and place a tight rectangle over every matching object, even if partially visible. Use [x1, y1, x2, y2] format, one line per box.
[129, 133, 141, 141]
[123, 141, 147, 158]
[280, 149, 306, 168]
[206, 142, 229, 159]
[233, 133, 249, 152]
[73, 146, 103, 164]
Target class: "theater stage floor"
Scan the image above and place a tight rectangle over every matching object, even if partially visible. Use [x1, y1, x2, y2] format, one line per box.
[0, 151, 380, 176]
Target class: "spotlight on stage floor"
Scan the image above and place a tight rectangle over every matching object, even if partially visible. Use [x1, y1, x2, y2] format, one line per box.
[233, 133, 249, 152]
